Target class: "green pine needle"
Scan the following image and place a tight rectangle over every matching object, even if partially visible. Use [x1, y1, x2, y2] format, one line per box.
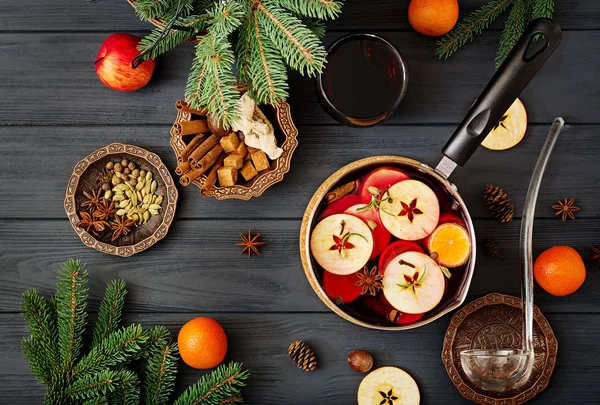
[279, 0, 343, 20]
[68, 369, 139, 401]
[109, 379, 142, 405]
[56, 259, 88, 373]
[132, 0, 194, 22]
[532, 0, 554, 19]
[496, 0, 533, 67]
[206, 1, 245, 36]
[299, 17, 326, 39]
[436, 0, 514, 60]
[173, 362, 248, 405]
[144, 325, 172, 354]
[91, 279, 127, 347]
[82, 397, 108, 405]
[144, 342, 180, 405]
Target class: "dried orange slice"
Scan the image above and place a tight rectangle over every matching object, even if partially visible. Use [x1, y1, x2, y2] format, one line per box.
[482, 98, 527, 150]
[427, 222, 471, 268]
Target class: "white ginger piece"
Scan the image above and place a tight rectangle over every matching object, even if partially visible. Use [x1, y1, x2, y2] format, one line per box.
[231, 93, 283, 160]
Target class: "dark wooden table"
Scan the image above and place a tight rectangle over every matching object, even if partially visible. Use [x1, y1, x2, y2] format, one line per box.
[1, 1, 599, 404]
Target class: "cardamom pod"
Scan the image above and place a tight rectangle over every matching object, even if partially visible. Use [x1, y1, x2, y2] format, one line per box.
[125, 190, 132, 198]
[131, 193, 137, 206]
[144, 182, 151, 195]
[112, 194, 126, 202]
[151, 195, 157, 204]
[149, 204, 161, 210]
[155, 195, 163, 205]
[145, 171, 152, 182]
[116, 209, 127, 216]
[136, 180, 145, 190]
[149, 209, 159, 216]
[118, 199, 130, 208]
[143, 194, 151, 204]
[132, 213, 139, 221]
[104, 190, 112, 200]
[136, 191, 143, 202]
[150, 180, 157, 194]
[143, 211, 150, 222]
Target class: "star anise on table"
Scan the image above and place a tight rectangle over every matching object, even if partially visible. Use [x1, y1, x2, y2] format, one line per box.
[109, 216, 137, 241]
[81, 189, 103, 211]
[355, 266, 383, 296]
[92, 198, 117, 221]
[590, 244, 600, 269]
[76, 211, 109, 236]
[236, 229, 266, 258]
[552, 197, 580, 221]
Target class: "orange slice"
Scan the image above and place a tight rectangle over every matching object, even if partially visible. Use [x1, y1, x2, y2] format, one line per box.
[427, 222, 471, 268]
[481, 98, 527, 150]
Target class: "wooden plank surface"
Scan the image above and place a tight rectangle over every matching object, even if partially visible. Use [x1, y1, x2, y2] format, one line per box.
[1, 31, 600, 125]
[1, 312, 599, 404]
[1, 218, 597, 314]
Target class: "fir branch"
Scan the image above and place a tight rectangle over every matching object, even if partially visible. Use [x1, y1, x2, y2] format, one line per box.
[255, 0, 327, 76]
[73, 324, 148, 377]
[82, 397, 108, 405]
[109, 379, 141, 405]
[173, 362, 248, 405]
[299, 17, 326, 39]
[91, 279, 127, 347]
[532, 0, 554, 19]
[144, 342, 180, 405]
[144, 325, 172, 353]
[20, 290, 59, 382]
[236, 12, 255, 87]
[56, 259, 88, 373]
[436, 0, 514, 60]
[132, 0, 193, 22]
[205, 1, 245, 36]
[68, 369, 139, 401]
[496, 0, 532, 67]
[279, 0, 343, 20]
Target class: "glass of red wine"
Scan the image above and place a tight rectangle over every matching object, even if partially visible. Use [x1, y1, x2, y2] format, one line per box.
[316, 33, 408, 127]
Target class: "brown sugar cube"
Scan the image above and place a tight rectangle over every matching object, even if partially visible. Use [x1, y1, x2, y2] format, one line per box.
[240, 161, 258, 181]
[224, 154, 244, 169]
[217, 166, 238, 187]
[219, 132, 240, 153]
[247, 146, 260, 153]
[231, 141, 248, 156]
[250, 150, 271, 172]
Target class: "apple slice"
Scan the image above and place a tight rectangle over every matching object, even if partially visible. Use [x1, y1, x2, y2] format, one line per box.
[320, 194, 363, 219]
[358, 366, 420, 405]
[345, 204, 391, 260]
[322, 271, 363, 304]
[380, 179, 440, 240]
[360, 166, 410, 204]
[382, 251, 445, 314]
[310, 214, 374, 275]
[378, 241, 424, 274]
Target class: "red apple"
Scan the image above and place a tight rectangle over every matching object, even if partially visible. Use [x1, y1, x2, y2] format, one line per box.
[320, 194, 362, 219]
[378, 241, 424, 274]
[322, 271, 363, 304]
[359, 167, 410, 203]
[345, 204, 391, 260]
[362, 295, 425, 325]
[95, 33, 155, 92]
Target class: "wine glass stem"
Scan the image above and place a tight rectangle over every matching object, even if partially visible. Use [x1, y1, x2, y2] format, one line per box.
[520, 118, 565, 353]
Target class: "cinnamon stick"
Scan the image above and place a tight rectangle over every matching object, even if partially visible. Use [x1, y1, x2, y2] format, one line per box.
[176, 100, 209, 116]
[201, 154, 227, 196]
[188, 134, 219, 168]
[172, 119, 210, 137]
[179, 168, 205, 186]
[175, 160, 191, 176]
[177, 134, 204, 164]
[196, 144, 223, 173]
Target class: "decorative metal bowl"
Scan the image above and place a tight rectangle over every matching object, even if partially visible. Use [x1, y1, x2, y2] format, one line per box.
[65, 143, 178, 257]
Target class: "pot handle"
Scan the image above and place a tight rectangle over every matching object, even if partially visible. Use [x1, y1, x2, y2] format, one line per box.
[442, 18, 562, 167]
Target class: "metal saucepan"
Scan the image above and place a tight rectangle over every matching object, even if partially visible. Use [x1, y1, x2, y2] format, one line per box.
[300, 19, 562, 330]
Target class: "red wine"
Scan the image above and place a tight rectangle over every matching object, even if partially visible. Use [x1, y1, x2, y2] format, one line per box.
[317, 34, 407, 126]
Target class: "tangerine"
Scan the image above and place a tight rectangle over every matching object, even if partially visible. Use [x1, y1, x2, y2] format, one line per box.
[178, 317, 228, 369]
[534, 246, 586, 296]
[408, 0, 459, 37]
[427, 222, 471, 268]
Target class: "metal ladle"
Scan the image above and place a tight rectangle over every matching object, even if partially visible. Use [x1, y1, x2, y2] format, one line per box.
[460, 117, 565, 392]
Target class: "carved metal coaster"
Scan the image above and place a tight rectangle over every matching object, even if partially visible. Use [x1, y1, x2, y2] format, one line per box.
[65, 143, 178, 257]
[442, 293, 558, 404]
[170, 101, 299, 200]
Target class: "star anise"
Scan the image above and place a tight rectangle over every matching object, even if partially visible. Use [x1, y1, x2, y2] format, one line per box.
[378, 388, 398, 405]
[236, 229, 266, 258]
[355, 266, 383, 296]
[398, 198, 423, 223]
[76, 211, 109, 236]
[81, 188, 103, 212]
[552, 197, 580, 221]
[590, 244, 600, 269]
[109, 216, 136, 241]
[92, 198, 117, 221]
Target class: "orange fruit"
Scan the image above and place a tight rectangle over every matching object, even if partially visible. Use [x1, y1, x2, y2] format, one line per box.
[408, 0, 459, 37]
[178, 317, 228, 369]
[427, 222, 471, 268]
[534, 246, 586, 296]
[482, 98, 528, 150]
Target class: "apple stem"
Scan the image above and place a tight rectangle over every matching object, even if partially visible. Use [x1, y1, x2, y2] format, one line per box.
[94, 57, 104, 65]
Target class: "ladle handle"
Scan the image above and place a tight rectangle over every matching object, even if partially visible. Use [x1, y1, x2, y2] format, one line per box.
[442, 19, 562, 166]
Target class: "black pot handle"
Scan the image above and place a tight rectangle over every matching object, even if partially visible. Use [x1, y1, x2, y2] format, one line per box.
[442, 18, 562, 166]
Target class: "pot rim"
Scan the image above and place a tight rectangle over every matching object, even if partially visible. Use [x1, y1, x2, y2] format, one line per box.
[299, 155, 476, 330]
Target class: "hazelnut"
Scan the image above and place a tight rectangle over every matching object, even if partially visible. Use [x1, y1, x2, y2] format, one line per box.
[105, 161, 114, 170]
[131, 168, 140, 178]
[123, 167, 131, 175]
[129, 178, 137, 186]
[114, 163, 123, 172]
[128, 161, 136, 171]
[101, 183, 110, 191]
[207, 114, 230, 137]
[348, 350, 373, 373]
[121, 159, 129, 167]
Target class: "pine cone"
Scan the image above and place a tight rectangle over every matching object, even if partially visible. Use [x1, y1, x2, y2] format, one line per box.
[288, 340, 317, 371]
[483, 238, 499, 257]
[484, 184, 514, 223]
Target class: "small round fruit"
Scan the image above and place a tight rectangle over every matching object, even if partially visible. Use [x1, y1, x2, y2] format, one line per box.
[322, 271, 363, 304]
[348, 350, 373, 373]
[383, 251, 445, 314]
[358, 366, 420, 405]
[482, 98, 528, 150]
[121, 159, 129, 167]
[178, 317, 228, 369]
[123, 167, 131, 175]
[534, 246, 586, 296]
[320, 194, 363, 219]
[378, 241, 424, 275]
[114, 163, 123, 173]
[310, 214, 374, 275]
[101, 183, 110, 191]
[345, 204, 391, 260]
[408, 0, 459, 37]
[129, 178, 137, 187]
[359, 166, 410, 204]
[131, 168, 140, 178]
[128, 161, 136, 171]
[427, 222, 471, 268]
[380, 180, 440, 240]
[139, 169, 147, 178]
[105, 161, 114, 170]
